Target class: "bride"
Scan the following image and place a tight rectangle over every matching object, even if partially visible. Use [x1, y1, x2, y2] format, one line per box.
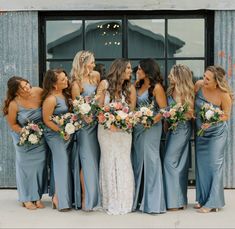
[96, 58, 136, 215]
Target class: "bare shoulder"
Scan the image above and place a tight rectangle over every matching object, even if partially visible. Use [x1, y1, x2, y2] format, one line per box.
[92, 70, 101, 83]
[43, 94, 56, 105]
[99, 79, 108, 88]
[153, 83, 165, 94]
[8, 100, 18, 112]
[220, 91, 232, 102]
[194, 80, 203, 92]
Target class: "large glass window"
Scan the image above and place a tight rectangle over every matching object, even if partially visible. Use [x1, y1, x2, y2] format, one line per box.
[40, 11, 214, 185]
[41, 11, 213, 86]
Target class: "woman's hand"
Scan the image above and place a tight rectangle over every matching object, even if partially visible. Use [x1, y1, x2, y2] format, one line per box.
[63, 132, 70, 141]
[201, 123, 211, 130]
[110, 124, 118, 132]
[83, 115, 93, 124]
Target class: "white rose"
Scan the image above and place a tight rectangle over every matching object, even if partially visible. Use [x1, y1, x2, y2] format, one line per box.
[140, 107, 148, 115]
[80, 103, 91, 115]
[28, 134, 39, 144]
[205, 110, 214, 120]
[65, 123, 75, 134]
[116, 110, 128, 120]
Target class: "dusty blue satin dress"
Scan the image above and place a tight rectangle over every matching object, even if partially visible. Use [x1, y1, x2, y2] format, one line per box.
[132, 90, 166, 213]
[73, 82, 101, 210]
[163, 96, 192, 209]
[44, 96, 73, 210]
[195, 88, 228, 208]
[10, 105, 47, 202]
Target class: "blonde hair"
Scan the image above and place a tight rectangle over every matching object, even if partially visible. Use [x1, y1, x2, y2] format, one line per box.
[167, 64, 195, 109]
[206, 65, 233, 100]
[70, 50, 95, 84]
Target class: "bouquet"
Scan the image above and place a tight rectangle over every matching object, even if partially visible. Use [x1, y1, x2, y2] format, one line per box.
[51, 112, 82, 138]
[18, 121, 44, 146]
[160, 102, 189, 131]
[197, 103, 224, 136]
[134, 103, 155, 128]
[72, 95, 100, 126]
[97, 101, 135, 133]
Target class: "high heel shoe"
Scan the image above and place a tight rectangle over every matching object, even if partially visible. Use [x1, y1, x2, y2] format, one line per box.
[52, 197, 58, 209]
[22, 201, 37, 210]
[197, 207, 219, 213]
[35, 200, 45, 209]
[193, 203, 201, 209]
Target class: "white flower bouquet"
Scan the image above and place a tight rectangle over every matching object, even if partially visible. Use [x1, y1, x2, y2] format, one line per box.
[18, 121, 44, 146]
[197, 103, 224, 136]
[72, 95, 100, 126]
[97, 101, 135, 133]
[134, 103, 155, 128]
[160, 102, 189, 131]
[51, 112, 82, 138]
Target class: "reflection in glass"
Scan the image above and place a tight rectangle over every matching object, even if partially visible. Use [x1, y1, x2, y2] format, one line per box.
[128, 20, 165, 58]
[168, 19, 205, 58]
[85, 20, 122, 58]
[46, 20, 83, 59]
[46, 61, 72, 76]
[167, 60, 205, 83]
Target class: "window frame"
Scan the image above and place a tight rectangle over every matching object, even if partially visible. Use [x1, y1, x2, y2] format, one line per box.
[38, 10, 214, 86]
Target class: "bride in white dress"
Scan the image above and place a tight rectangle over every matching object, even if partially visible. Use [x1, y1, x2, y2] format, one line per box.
[96, 58, 136, 215]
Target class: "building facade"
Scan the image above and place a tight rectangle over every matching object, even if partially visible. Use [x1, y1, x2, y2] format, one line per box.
[0, 0, 234, 188]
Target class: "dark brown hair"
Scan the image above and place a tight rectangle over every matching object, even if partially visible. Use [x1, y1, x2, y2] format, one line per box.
[2, 76, 29, 115]
[136, 58, 163, 101]
[42, 68, 72, 110]
[106, 58, 131, 104]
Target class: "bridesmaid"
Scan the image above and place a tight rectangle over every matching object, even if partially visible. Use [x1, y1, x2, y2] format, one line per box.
[132, 58, 167, 214]
[3, 76, 47, 210]
[70, 50, 101, 210]
[163, 64, 194, 210]
[194, 65, 232, 213]
[42, 68, 73, 211]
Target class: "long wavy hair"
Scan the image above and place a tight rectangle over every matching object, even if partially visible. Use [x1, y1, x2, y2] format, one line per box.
[2, 76, 29, 116]
[42, 68, 72, 110]
[167, 64, 195, 109]
[70, 50, 95, 85]
[106, 58, 131, 104]
[206, 65, 233, 100]
[136, 58, 163, 101]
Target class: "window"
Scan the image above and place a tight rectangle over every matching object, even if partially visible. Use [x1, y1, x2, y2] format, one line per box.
[39, 11, 214, 86]
[39, 11, 214, 185]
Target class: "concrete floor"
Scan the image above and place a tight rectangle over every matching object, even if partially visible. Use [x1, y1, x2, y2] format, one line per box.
[0, 188, 234, 228]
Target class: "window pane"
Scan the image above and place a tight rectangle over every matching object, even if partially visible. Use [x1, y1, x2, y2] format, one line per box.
[47, 61, 72, 76]
[128, 20, 165, 58]
[167, 60, 205, 83]
[46, 20, 83, 59]
[85, 20, 122, 58]
[167, 19, 205, 58]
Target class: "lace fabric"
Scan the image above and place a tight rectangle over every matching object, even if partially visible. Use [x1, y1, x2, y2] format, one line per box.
[98, 87, 135, 215]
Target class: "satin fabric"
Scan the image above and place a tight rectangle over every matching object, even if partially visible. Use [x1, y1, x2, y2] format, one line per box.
[73, 82, 101, 210]
[44, 96, 73, 210]
[195, 88, 228, 208]
[132, 90, 166, 213]
[163, 96, 192, 209]
[10, 106, 47, 202]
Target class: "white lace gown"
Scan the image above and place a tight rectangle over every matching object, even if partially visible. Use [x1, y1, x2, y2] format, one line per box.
[98, 91, 135, 215]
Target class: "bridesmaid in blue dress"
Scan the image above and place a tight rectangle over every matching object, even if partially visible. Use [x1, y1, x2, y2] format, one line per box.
[3, 76, 47, 210]
[163, 64, 194, 210]
[132, 58, 167, 214]
[194, 65, 232, 213]
[71, 50, 101, 210]
[42, 69, 73, 211]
